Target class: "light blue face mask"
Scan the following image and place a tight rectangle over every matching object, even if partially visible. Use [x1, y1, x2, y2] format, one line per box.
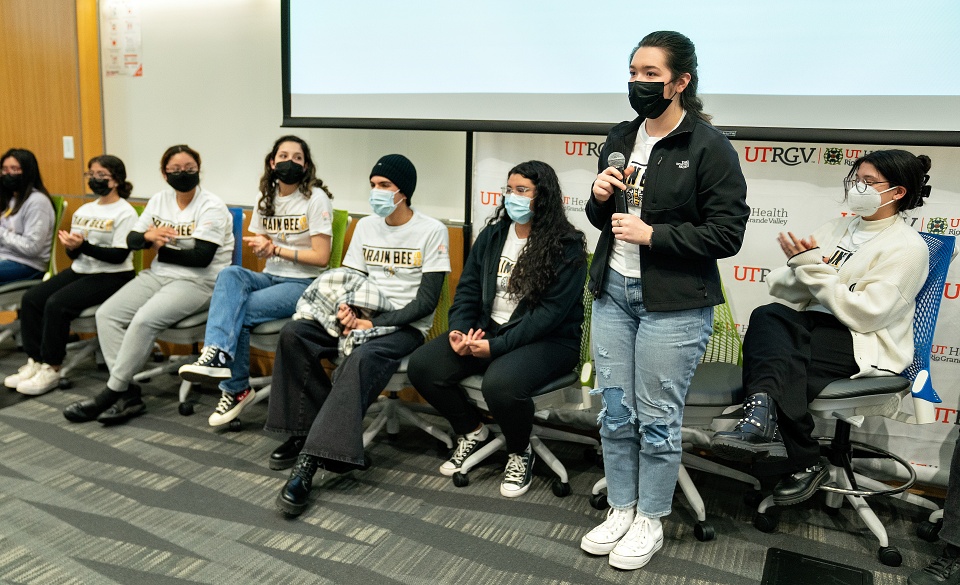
[369, 188, 400, 218]
[504, 193, 533, 224]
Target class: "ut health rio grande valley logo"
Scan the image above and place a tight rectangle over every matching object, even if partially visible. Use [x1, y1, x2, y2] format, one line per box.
[823, 148, 844, 165]
[927, 218, 949, 235]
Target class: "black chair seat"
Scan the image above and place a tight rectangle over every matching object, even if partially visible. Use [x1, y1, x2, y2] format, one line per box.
[816, 376, 909, 400]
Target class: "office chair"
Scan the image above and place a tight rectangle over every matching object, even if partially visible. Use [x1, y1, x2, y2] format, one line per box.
[753, 232, 955, 567]
[134, 206, 245, 415]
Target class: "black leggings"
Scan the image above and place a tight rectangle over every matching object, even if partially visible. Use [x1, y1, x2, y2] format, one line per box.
[20, 268, 135, 366]
[408, 333, 579, 454]
[742, 303, 858, 469]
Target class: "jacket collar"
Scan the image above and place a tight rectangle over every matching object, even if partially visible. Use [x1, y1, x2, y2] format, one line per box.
[623, 111, 697, 144]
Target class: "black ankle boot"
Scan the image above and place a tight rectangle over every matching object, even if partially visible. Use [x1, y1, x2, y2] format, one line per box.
[269, 436, 306, 470]
[773, 458, 829, 506]
[710, 392, 788, 462]
[276, 453, 319, 517]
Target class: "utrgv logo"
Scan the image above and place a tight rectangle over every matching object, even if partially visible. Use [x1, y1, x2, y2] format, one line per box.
[733, 266, 772, 282]
[564, 141, 605, 157]
[823, 148, 844, 165]
[927, 218, 948, 234]
[743, 146, 818, 166]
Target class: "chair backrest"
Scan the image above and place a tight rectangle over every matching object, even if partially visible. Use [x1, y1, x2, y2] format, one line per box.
[227, 207, 244, 266]
[425, 275, 451, 342]
[329, 209, 350, 269]
[902, 232, 955, 401]
[578, 254, 594, 372]
[700, 279, 743, 367]
[131, 203, 146, 273]
[46, 196, 67, 277]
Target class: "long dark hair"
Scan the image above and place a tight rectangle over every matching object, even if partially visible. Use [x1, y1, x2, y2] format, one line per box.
[0, 148, 53, 216]
[257, 135, 333, 218]
[487, 161, 586, 306]
[635, 31, 711, 123]
[88, 154, 133, 199]
[846, 149, 932, 212]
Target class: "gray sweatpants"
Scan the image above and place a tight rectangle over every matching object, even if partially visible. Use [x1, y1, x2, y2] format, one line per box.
[95, 269, 214, 392]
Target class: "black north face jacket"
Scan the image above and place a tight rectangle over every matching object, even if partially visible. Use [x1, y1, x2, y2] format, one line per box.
[586, 113, 749, 311]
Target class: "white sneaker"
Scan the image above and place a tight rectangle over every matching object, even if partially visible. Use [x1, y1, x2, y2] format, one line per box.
[609, 515, 663, 570]
[16, 364, 60, 396]
[208, 389, 254, 426]
[580, 507, 636, 555]
[439, 425, 489, 476]
[4, 359, 40, 389]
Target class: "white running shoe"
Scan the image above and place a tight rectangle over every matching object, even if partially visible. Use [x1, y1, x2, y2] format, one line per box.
[580, 507, 636, 555]
[16, 364, 60, 396]
[4, 358, 40, 389]
[609, 515, 663, 570]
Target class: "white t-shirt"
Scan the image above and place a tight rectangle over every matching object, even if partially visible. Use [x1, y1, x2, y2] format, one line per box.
[342, 210, 451, 334]
[69, 198, 139, 274]
[490, 223, 528, 325]
[134, 186, 235, 282]
[249, 186, 334, 279]
[609, 112, 686, 278]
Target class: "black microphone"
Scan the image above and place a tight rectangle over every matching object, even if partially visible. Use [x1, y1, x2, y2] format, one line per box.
[606, 151, 627, 214]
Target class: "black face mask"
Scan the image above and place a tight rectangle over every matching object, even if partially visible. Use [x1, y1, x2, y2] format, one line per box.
[628, 80, 676, 120]
[88, 177, 112, 196]
[166, 171, 200, 193]
[273, 160, 306, 185]
[0, 173, 24, 192]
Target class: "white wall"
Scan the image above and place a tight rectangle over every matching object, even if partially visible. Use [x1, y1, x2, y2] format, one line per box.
[101, 0, 467, 221]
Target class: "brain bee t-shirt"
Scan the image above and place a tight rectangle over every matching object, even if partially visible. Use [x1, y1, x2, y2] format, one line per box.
[69, 198, 139, 274]
[249, 186, 334, 279]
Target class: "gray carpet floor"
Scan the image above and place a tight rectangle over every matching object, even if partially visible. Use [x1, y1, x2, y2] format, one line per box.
[0, 350, 946, 585]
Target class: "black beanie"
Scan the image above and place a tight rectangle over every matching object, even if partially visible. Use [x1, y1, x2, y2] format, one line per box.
[370, 154, 417, 200]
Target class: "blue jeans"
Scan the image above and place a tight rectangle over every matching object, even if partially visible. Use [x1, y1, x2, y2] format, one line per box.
[0, 260, 44, 284]
[203, 266, 313, 393]
[592, 267, 712, 518]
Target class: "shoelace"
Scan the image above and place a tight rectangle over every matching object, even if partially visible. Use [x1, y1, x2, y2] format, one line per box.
[450, 436, 480, 465]
[291, 455, 318, 481]
[503, 453, 529, 483]
[198, 346, 219, 364]
[925, 554, 960, 578]
[214, 393, 235, 414]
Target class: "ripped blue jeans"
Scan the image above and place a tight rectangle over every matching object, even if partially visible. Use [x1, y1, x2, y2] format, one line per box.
[592, 267, 711, 517]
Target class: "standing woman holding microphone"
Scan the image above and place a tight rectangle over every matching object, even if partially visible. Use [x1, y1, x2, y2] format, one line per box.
[579, 31, 748, 571]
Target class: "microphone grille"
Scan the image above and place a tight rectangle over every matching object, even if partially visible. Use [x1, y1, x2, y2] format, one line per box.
[607, 151, 626, 170]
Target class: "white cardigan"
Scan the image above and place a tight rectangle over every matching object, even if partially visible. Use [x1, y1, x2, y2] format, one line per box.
[766, 215, 928, 378]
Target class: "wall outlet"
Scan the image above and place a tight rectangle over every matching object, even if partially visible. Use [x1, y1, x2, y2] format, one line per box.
[63, 136, 75, 159]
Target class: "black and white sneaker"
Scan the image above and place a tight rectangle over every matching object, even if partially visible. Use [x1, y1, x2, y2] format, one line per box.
[500, 446, 536, 498]
[439, 425, 490, 476]
[208, 389, 254, 426]
[179, 346, 231, 384]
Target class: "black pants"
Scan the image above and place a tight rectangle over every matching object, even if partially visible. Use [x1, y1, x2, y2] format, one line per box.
[742, 303, 858, 470]
[407, 333, 579, 454]
[264, 320, 424, 468]
[20, 268, 135, 366]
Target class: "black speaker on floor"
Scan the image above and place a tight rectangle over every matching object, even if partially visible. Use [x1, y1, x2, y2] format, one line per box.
[762, 548, 873, 585]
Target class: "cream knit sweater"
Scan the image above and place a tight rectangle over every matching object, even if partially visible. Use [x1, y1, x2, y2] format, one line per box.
[766, 215, 928, 378]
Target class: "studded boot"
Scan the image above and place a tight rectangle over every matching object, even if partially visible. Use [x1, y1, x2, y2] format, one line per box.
[276, 453, 320, 517]
[710, 392, 788, 462]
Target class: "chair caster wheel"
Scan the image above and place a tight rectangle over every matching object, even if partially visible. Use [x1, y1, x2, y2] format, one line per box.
[744, 490, 764, 507]
[878, 546, 902, 567]
[754, 512, 778, 533]
[589, 493, 608, 510]
[386, 431, 400, 442]
[551, 479, 571, 497]
[227, 419, 242, 432]
[452, 472, 469, 487]
[58, 378, 73, 390]
[178, 402, 194, 416]
[918, 519, 943, 542]
[694, 522, 715, 542]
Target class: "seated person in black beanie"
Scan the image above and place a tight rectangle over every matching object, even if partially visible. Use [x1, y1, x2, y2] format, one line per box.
[264, 154, 451, 518]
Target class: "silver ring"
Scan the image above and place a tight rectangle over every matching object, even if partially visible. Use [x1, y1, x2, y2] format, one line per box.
[617, 219, 622, 227]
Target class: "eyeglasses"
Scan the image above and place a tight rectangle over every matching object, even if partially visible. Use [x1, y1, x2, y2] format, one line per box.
[501, 186, 535, 198]
[843, 178, 890, 193]
[83, 171, 112, 180]
[165, 167, 199, 174]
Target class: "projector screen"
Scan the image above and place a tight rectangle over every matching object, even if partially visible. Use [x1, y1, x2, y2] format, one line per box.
[282, 0, 960, 144]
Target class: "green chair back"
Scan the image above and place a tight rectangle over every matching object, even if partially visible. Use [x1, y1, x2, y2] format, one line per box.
[47, 196, 67, 277]
[425, 275, 451, 342]
[700, 280, 742, 366]
[329, 209, 350, 269]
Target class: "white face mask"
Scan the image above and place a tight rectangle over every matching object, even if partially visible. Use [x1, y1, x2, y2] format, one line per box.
[846, 183, 897, 216]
